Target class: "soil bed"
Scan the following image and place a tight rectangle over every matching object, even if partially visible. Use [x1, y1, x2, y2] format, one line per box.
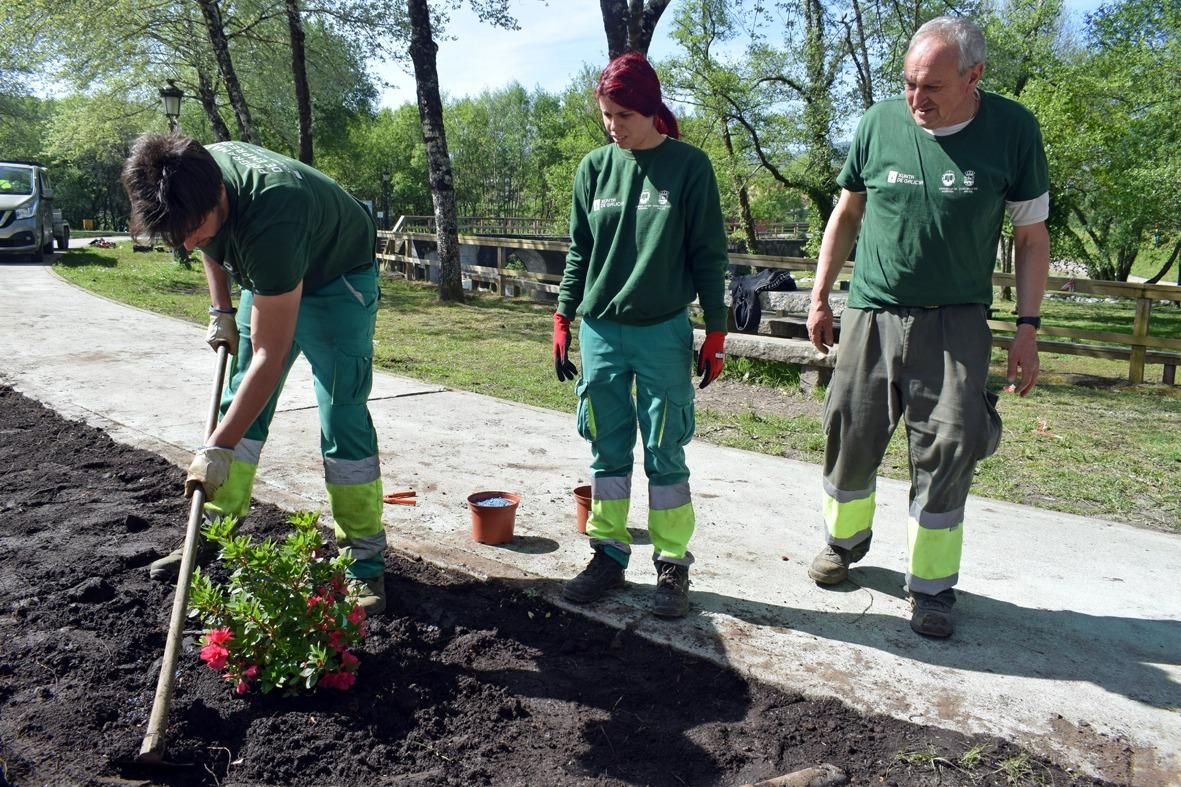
[0, 386, 1108, 786]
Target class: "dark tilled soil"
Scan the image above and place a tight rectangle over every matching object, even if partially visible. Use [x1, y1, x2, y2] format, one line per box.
[0, 385, 1110, 787]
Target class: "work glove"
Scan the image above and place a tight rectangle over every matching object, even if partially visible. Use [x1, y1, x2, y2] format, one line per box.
[553, 312, 578, 382]
[697, 331, 726, 389]
[206, 308, 238, 355]
[185, 446, 234, 499]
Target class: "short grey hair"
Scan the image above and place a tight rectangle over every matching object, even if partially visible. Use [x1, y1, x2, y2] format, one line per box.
[908, 16, 986, 73]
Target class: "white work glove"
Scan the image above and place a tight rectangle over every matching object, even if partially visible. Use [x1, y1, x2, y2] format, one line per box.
[185, 446, 234, 499]
[206, 308, 239, 354]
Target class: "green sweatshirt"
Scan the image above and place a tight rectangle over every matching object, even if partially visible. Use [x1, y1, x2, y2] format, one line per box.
[557, 137, 729, 333]
[199, 142, 376, 296]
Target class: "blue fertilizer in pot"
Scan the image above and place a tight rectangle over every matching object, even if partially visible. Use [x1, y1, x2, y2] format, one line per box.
[476, 497, 515, 507]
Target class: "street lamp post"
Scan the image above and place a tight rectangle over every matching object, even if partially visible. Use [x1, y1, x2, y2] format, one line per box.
[159, 79, 184, 132]
[381, 171, 391, 231]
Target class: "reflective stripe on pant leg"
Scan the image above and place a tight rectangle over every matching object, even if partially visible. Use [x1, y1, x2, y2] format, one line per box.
[205, 437, 263, 520]
[900, 305, 992, 595]
[298, 268, 385, 580]
[579, 317, 637, 553]
[821, 476, 875, 550]
[648, 482, 694, 563]
[589, 475, 632, 560]
[326, 456, 385, 580]
[906, 504, 963, 595]
[820, 308, 901, 550]
[630, 313, 695, 562]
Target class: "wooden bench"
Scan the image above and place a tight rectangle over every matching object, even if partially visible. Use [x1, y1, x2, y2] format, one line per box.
[693, 328, 836, 389]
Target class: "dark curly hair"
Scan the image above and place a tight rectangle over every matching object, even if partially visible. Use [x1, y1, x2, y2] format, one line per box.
[121, 133, 222, 247]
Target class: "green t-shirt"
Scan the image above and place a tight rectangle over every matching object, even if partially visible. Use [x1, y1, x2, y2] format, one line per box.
[199, 142, 376, 295]
[838, 91, 1049, 308]
[557, 137, 729, 333]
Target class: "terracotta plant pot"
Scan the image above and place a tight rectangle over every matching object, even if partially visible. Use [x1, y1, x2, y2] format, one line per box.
[467, 491, 520, 545]
[573, 484, 591, 534]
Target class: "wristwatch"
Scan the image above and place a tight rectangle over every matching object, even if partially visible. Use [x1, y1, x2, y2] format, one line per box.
[1015, 316, 1041, 330]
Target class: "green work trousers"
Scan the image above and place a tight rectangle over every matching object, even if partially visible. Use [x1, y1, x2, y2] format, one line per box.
[576, 312, 697, 566]
[820, 304, 1002, 595]
[207, 264, 386, 579]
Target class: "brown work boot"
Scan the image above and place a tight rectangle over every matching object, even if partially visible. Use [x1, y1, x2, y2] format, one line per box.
[349, 575, 387, 616]
[147, 536, 219, 582]
[563, 547, 626, 604]
[910, 589, 956, 638]
[807, 533, 872, 585]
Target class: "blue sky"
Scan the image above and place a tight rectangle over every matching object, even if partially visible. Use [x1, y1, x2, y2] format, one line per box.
[374, 0, 1105, 110]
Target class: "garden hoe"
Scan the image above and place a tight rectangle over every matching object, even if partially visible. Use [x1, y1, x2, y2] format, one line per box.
[138, 343, 231, 764]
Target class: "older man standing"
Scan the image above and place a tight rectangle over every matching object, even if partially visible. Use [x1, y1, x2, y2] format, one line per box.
[805, 16, 1050, 638]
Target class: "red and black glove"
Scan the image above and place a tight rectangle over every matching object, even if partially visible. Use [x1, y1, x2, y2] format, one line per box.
[553, 312, 578, 382]
[697, 331, 726, 389]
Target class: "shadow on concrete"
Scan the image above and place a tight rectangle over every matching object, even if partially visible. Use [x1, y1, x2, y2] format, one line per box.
[685, 564, 1180, 711]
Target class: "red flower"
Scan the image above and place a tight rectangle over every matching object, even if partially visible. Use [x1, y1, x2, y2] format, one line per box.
[339, 651, 359, 670]
[327, 629, 346, 652]
[306, 594, 323, 610]
[242, 664, 260, 680]
[347, 605, 366, 626]
[235, 679, 250, 696]
[205, 628, 233, 646]
[319, 670, 356, 690]
[200, 643, 229, 671]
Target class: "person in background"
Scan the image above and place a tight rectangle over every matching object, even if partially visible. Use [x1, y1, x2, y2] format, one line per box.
[805, 16, 1050, 637]
[122, 134, 388, 614]
[553, 52, 729, 618]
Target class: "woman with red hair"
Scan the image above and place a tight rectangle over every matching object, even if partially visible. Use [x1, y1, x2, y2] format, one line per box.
[552, 51, 729, 618]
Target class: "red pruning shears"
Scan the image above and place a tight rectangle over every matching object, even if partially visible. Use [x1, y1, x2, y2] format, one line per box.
[383, 489, 417, 506]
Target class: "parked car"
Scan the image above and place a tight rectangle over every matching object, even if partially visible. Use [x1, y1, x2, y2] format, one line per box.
[0, 161, 64, 262]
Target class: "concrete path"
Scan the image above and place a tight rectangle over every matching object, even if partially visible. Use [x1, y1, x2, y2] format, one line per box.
[2, 260, 1178, 785]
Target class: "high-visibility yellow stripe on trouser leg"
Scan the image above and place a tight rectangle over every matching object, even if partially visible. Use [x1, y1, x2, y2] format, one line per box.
[205, 438, 264, 520]
[648, 482, 694, 562]
[821, 476, 875, 549]
[906, 506, 963, 595]
[587, 475, 631, 559]
[325, 456, 385, 580]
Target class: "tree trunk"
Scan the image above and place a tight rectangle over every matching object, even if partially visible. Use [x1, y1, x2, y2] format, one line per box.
[196, 0, 258, 145]
[407, 0, 464, 303]
[599, 0, 673, 58]
[285, 0, 314, 164]
[1145, 237, 1181, 285]
[722, 121, 758, 255]
[195, 65, 232, 142]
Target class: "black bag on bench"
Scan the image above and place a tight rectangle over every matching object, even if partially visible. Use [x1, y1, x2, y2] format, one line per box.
[729, 269, 797, 334]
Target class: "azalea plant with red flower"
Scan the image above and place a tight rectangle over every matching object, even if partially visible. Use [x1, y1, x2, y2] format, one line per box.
[189, 511, 367, 695]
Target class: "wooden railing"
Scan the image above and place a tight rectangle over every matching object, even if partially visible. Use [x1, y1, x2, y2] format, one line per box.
[379, 229, 1181, 385]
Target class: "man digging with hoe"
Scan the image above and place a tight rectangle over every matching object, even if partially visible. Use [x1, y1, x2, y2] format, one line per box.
[122, 134, 389, 614]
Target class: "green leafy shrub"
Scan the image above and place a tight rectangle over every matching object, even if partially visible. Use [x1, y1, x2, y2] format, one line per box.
[189, 511, 367, 695]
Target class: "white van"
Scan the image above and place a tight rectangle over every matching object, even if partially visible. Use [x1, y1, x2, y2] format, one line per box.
[0, 161, 70, 262]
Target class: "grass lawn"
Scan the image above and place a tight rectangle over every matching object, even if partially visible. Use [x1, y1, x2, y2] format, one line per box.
[55, 244, 1181, 532]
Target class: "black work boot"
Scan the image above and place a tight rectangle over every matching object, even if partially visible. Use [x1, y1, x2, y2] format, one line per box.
[148, 536, 219, 582]
[910, 589, 956, 638]
[807, 533, 873, 585]
[652, 560, 690, 618]
[563, 548, 626, 604]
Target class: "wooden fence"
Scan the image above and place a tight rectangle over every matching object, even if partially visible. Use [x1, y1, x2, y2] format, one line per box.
[378, 228, 1181, 385]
